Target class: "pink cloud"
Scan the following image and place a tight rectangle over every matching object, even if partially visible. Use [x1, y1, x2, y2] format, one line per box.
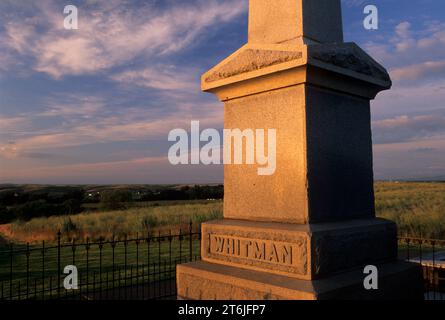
[112, 66, 199, 91]
[373, 136, 445, 180]
[372, 113, 445, 144]
[391, 60, 445, 82]
[365, 21, 445, 69]
[0, 155, 223, 184]
[1, 0, 247, 78]
[1, 99, 223, 158]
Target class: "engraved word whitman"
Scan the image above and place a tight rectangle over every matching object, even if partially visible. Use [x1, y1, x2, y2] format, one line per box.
[209, 234, 296, 266]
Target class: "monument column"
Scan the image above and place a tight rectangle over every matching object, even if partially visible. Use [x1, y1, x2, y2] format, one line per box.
[177, 0, 423, 300]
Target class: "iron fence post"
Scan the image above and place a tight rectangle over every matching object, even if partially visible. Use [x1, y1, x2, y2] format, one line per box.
[41, 240, 45, 300]
[111, 239, 116, 300]
[86, 237, 90, 298]
[189, 221, 193, 261]
[99, 239, 103, 300]
[26, 242, 30, 300]
[124, 235, 128, 300]
[57, 230, 61, 299]
[9, 243, 13, 300]
[136, 233, 140, 299]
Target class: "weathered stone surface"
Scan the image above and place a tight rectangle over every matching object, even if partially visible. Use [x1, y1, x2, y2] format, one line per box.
[202, 43, 391, 95]
[308, 42, 391, 83]
[177, 260, 423, 300]
[201, 219, 397, 279]
[223, 85, 308, 224]
[248, 0, 343, 45]
[222, 85, 377, 224]
[311, 221, 397, 277]
[205, 49, 303, 83]
[305, 86, 375, 223]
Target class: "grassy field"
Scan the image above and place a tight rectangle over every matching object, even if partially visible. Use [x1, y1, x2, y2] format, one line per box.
[0, 233, 201, 299]
[0, 181, 444, 299]
[1, 200, 222, 243]
[0, 181, 444, 245]
[375, 181, 445, 239]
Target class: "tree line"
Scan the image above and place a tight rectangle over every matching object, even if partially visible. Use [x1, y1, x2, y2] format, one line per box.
[0, 185, 223, 224]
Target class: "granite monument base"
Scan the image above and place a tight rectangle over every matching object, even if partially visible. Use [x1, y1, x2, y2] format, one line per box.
[177, 260, 423, 300]
[176, 219, 424, 300]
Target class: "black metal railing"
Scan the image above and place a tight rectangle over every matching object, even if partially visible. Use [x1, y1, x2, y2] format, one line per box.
[398, 237, 445, 300]
[1, 227, 444, 300]
[0, 222, 201, 300]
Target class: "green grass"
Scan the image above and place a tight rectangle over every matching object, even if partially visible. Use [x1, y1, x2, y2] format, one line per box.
[0, 234, 201, 300]
[375, 182, 445, 238]
[1, 182, 445, 299]
[82, 199, 218, 210]
[3, 182, 445, 243]
[7, 200, 223, 243]
[0, 200, 215, 299]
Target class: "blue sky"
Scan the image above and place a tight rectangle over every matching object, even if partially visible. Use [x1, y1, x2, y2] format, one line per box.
[0, 0, 445, 184]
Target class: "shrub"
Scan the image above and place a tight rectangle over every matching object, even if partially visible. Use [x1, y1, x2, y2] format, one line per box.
[12, 200, 52, 221]
[62, 218, 77, 233]
[61, 199, 82, 215]
[0, 205, 14, 224]
[100, 190, 132, 210]
[141, 215, 158, 229]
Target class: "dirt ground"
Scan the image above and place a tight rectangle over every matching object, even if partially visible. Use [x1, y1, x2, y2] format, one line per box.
[0, 224, 11, 245]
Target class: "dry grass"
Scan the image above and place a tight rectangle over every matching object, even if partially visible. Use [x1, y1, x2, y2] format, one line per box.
[8, 201, 222, 243]
[2, 182, 445, 243]
[375, 181, 445, 238]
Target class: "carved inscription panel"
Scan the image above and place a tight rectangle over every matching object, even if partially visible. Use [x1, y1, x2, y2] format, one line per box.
[203, 228, 309, 278]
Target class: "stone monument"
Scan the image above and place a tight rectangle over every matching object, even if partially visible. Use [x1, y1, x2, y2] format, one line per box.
[176, 0, 424, 299]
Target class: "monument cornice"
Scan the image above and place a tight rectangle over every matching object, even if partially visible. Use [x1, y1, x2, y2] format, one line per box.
[201, 43, 391, 101]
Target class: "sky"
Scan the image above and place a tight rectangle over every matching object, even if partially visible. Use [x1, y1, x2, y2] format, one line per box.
[0, 0, 445, 184]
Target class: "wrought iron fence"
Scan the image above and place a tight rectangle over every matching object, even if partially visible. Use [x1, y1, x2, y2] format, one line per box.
[1, 227, 444, 300]
[398, 237, 445, 300]
[0, 222, 201, 300]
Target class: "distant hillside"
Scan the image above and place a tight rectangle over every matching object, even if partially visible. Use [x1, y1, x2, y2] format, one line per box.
[0, 184, 223, 224]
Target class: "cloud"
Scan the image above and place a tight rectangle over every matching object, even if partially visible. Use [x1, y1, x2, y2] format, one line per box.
[37, 96, 106, 117]
[412, 147, 437, 153]
[0, 142, 18, 159]
[395, 22, 412, 39]
[17, 109, 220, 149]
[372, 113, 445, 144]
[0, 93, 224, 160]
[0, 116, 30, 133]
[380, 22, 445, 83]
[365, 20, 445, 70]
[391, 60, 445, 83]
[111, 65, 199, 91]
[363, 18, 445, 128]
[373, 137, 445, 180]
[0, 0, 247, 78]
[0, 155, 224, 184]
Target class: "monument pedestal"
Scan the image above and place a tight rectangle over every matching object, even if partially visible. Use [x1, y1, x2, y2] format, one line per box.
[177, 260, 423, 300]
[177, 219, 423, 300]
[177, 0, 424, 300]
